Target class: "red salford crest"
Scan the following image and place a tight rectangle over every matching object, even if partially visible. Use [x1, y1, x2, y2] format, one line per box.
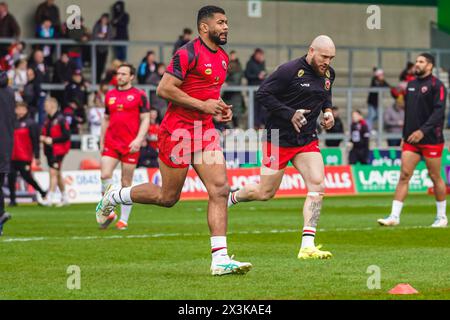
[324, 79, 331, 91]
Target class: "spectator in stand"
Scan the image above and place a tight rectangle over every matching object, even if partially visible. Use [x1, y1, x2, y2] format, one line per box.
[63, 69, 88, 111]
[325, 106, 344, 147]
[51, 52, 73, 106]
[28, 49, 50, 83]
[0, 2, 20, 56]
[111, 1, 129, 61]
[102, 59, 121, 86]
[62, 16, 90, 70]
[0, 41, 26, 72]
[147, 62, 167, 117]
[35, 0, 61, 35]
[384, 95, 405, 147]
[245, 48, 267, 129]
[222, 50, 245, 128]
[93, 13, 113, 83]
[349, 110, 370, 165]
[29, 49, 50, 125]
[8, 102, 47, 207]
[366, 68, 390, 131]
[88, 93, 105, 137]
[8, 59, 27, 101]
[137, 51, 158, 84]
[52, 52, 73, 84]
[63, 99, 86, 135]
[22, 68, 41, 119]
[35, 18, 56, 67]
[172, 28, 193, 56]
[399, 61, 415, 82]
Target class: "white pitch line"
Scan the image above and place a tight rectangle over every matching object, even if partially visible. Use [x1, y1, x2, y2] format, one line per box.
[0, 225, 437, 243]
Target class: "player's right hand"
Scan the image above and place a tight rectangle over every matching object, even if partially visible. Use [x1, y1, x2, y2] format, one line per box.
[291, 109, 311, 133]
[200, 99, 224, 115]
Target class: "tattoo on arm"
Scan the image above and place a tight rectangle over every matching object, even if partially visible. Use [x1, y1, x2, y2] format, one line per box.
[308, 200, 323, 228]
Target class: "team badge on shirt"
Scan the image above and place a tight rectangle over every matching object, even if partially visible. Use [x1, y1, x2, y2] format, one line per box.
[421, 86, 428, 94]
[297, 69, 304, 78]
[324, 79, 331, 91]
[222, 60, 227, 70]
[127, 95, 135, 101]
[108, 97, 116, 105]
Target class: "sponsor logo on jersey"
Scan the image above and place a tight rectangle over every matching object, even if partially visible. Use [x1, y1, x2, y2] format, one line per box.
[300, 83, 310, 87]
[205, 68, 212, 75]
[214, 76, 220, 84]
[324, 79, 331, 91]
[408, 87, 415, 91]
[297, 69, 304, 78]
[127, 95, 135, 101]
[117, 104, 124, 111]
[421, 86, 428, 94]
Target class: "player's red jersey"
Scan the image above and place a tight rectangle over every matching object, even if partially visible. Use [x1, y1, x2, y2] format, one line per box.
[163, 37, 229, 136]
[104, 87, 150, 153]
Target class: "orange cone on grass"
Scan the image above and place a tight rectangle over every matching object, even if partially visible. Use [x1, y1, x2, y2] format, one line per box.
[388, 283, 419, 295]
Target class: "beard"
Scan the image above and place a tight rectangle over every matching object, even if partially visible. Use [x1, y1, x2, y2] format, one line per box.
[414, 68, 425, 76]
[310, 57, 327, 76]
[209, 30, 227, 45]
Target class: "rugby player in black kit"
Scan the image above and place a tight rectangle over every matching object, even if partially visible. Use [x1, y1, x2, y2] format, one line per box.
[228, 35, 336, 259]
[378, 53, 448, 228]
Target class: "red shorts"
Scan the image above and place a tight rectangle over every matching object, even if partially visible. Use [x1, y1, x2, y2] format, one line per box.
[158, 127, 222, 168]
[262, 140, 320, 170]
[102, 141, 140, 165]
[402, 142, 444, 158]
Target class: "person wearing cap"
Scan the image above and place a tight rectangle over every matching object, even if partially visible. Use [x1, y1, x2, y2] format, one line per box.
[63, 69, 88, 110]
[366, 67, 390, 131]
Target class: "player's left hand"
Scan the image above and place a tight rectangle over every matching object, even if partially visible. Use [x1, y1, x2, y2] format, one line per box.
[407, 130, 424, 144]
[320, 111, 334, 130]
[129, 138, 143, 153]
[214, 100, 233, 123]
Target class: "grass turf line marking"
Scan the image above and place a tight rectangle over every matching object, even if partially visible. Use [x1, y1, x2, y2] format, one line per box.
[0, 225, 435, 243]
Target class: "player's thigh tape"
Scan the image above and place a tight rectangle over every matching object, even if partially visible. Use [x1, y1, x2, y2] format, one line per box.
[307, 192, 324, 197]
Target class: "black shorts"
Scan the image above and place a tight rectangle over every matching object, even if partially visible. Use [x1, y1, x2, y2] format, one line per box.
[46, 154, 65, 170]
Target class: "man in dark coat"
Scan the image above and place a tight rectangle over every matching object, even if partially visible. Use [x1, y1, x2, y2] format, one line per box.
[0, 71, 15, 235]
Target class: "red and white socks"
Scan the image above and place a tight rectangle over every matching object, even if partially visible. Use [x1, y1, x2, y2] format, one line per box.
[301, 227, 316, 249]
[211, 236, 228, 262]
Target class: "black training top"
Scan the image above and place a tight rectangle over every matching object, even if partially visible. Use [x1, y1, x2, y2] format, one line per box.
[256, 55, 335, 147]
[403, 74, 447, 145]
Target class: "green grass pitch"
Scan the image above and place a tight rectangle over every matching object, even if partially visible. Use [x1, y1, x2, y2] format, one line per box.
[1, 194, 450, 300]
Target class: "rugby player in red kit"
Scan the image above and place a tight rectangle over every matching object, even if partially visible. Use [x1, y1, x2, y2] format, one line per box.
[96, 6, 252, 275]
[99, 63, 150, 230]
